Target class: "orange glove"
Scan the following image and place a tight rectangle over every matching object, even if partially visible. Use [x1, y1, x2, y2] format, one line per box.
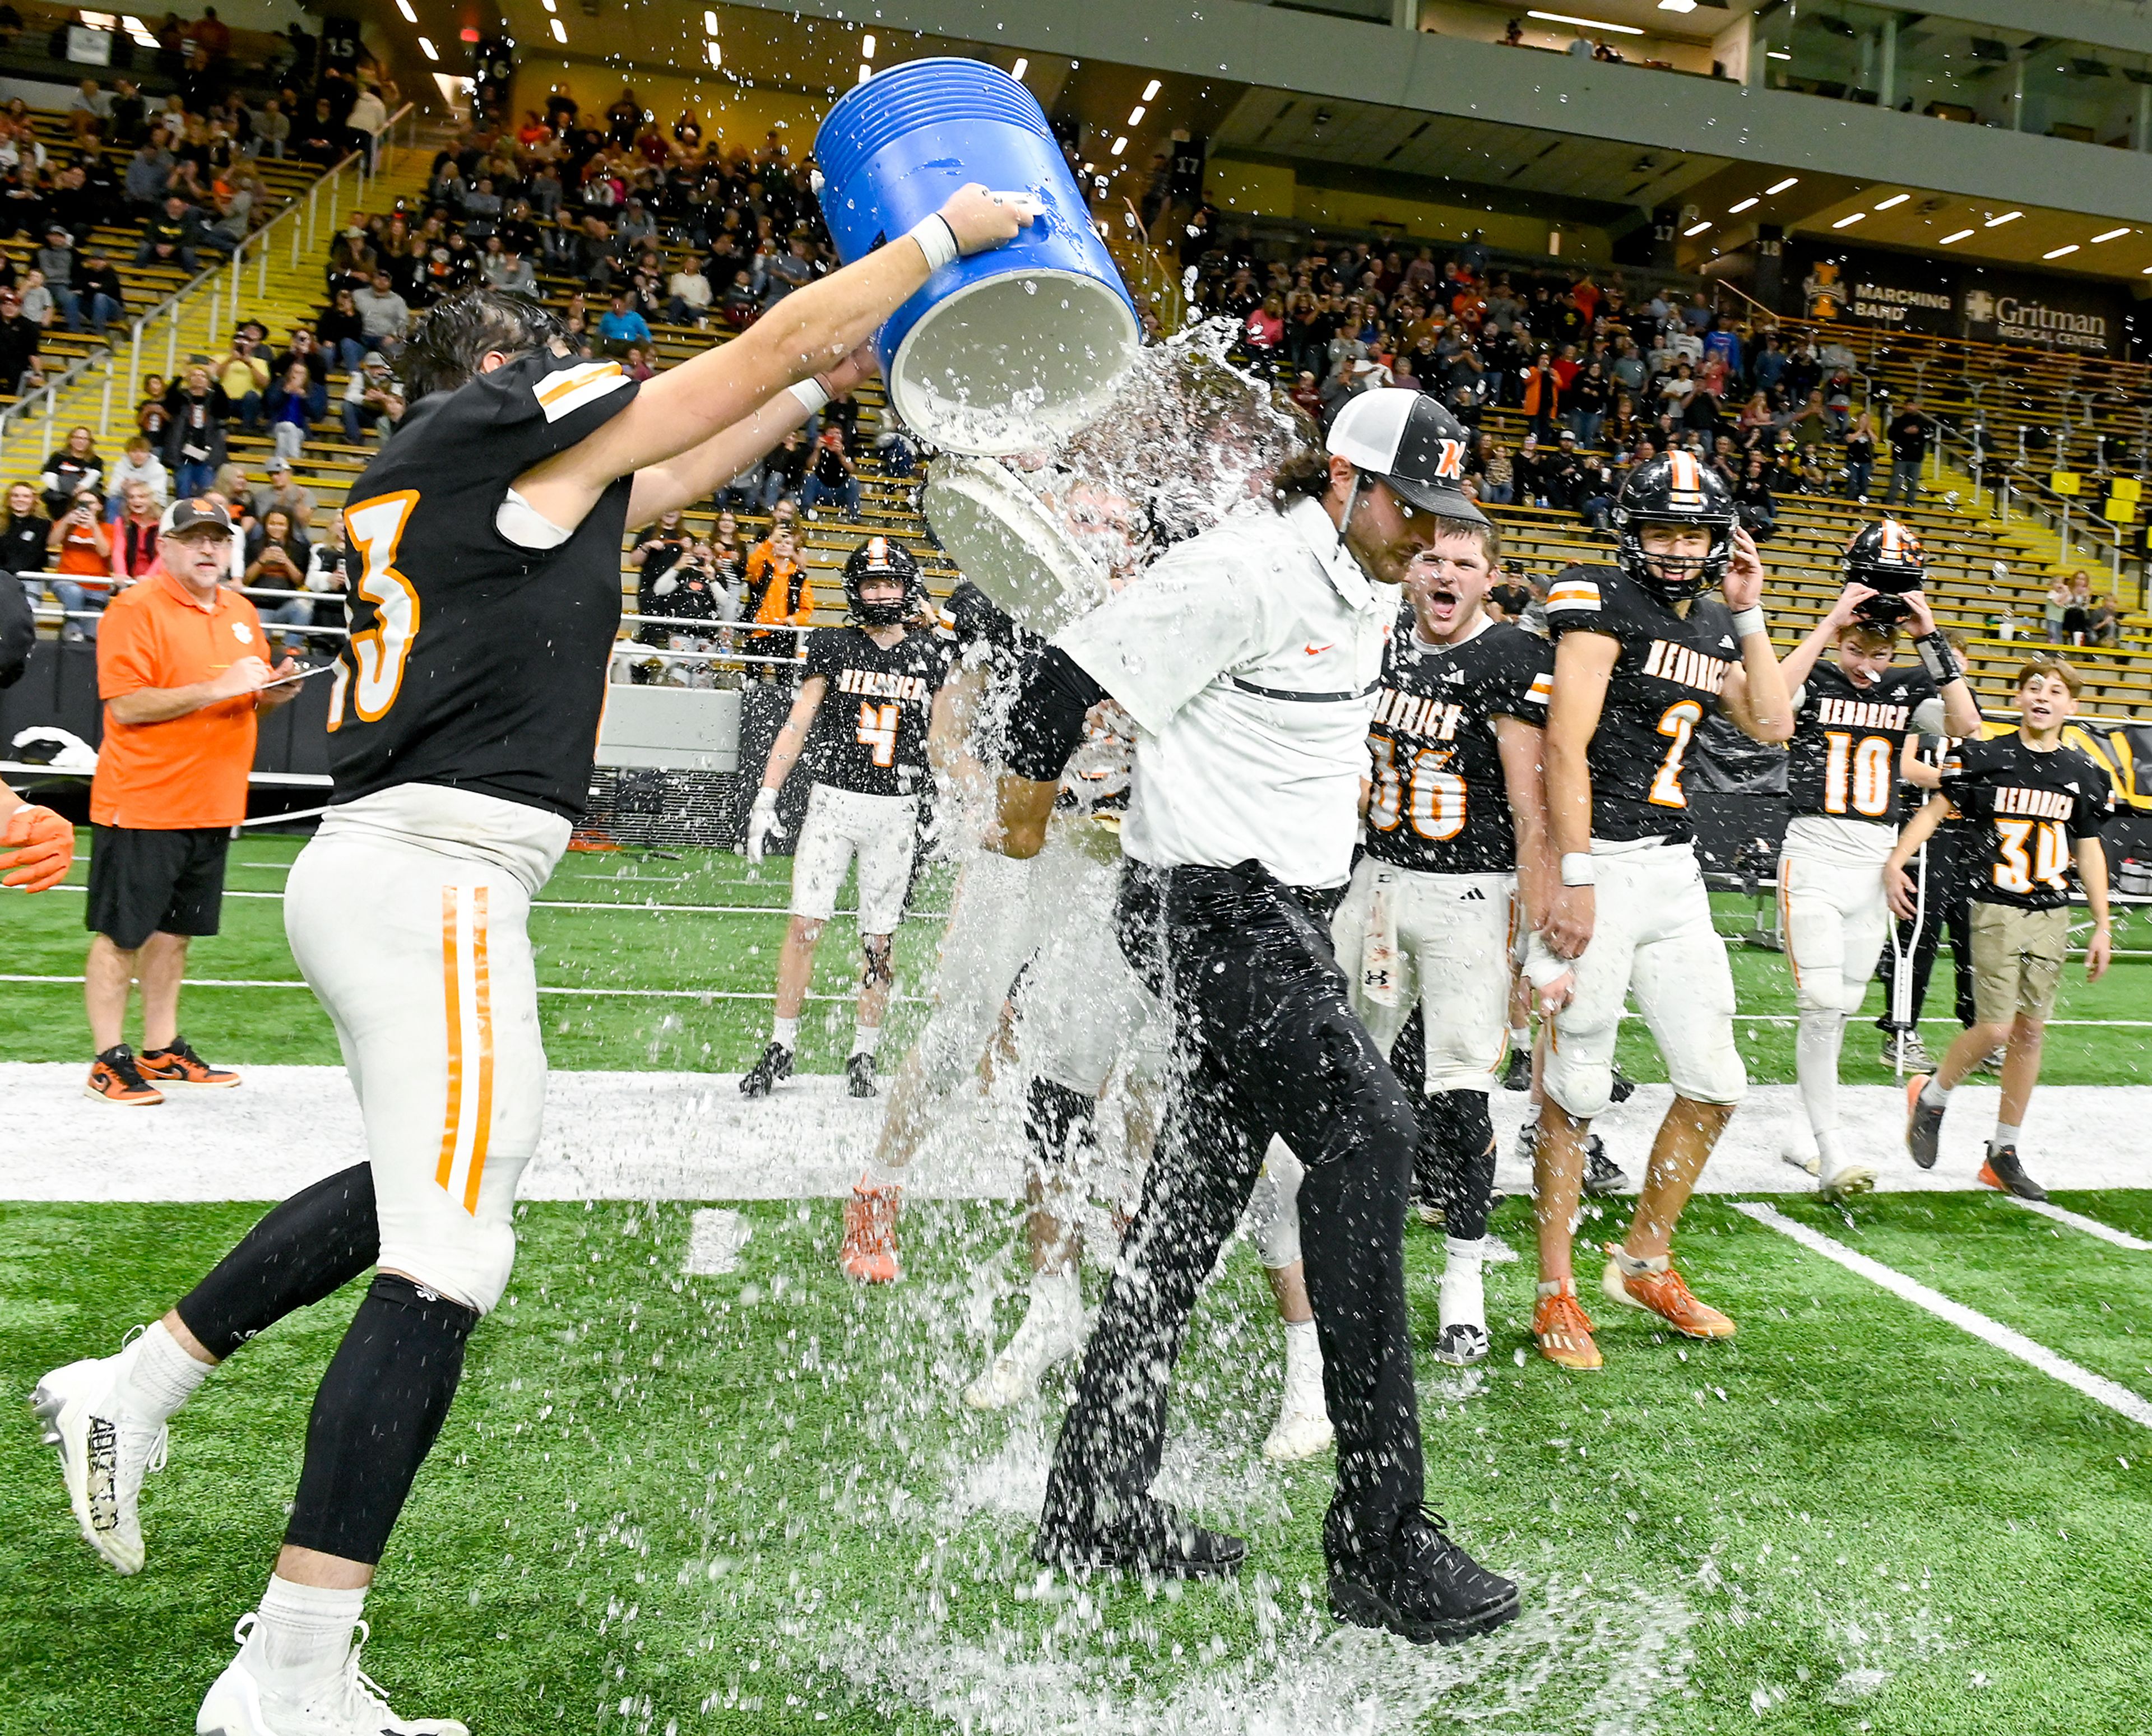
[0, 804, 74, 894]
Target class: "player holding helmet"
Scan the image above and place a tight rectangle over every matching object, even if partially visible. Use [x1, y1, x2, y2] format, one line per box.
[1524, 451, 1794, 1371]
[740, 535, 957, 1120]
[1773, 522, 1981, 1197]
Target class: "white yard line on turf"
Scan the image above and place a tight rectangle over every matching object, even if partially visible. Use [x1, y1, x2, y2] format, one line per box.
[0, 974, 931, 1002]
[1998, 1195, 2152, 1251]
[1733, 1202, 2152, 1428]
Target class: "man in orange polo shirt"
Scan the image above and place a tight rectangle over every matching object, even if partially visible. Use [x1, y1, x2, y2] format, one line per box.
[84, 498, 298, 1105]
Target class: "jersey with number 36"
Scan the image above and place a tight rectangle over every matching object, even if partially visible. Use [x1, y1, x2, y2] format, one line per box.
[803, 624, 953, 798]
[1942, 733, 2112, 911]
[326, 351, 642, 819]
[1544, 562, 1737, 846]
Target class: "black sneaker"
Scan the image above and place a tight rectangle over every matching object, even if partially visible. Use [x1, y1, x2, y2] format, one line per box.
[1583, 1136, 1627, 1197]
[846, 1051, 877, 1098]
[1431, 1322, 1490, 1367]
[1608, 1067, 1637, 1104]
[1033, 1497, 1246, 1580]
[1326, 1505, 1520, 1645]
[1979, 1143, 2048, 1201]
[739, 1041, 793, 1098]
[1904, 1074, 1943, 1170]
[1501, 1047, 1533, 1092]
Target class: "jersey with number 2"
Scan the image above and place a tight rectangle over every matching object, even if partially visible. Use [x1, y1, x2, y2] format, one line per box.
[802, 624, 952, 798]
[1544, 562, 1735, 846]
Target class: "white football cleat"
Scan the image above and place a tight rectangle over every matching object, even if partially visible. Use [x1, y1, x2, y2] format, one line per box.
[1779, 1129, 1821, 1178]
[1819, 1163, 1877, 1203]
[197, 1618, 470, 1736]
[962, 1303, 1083, 1411]
[30, 1347, 166, 1575]
[1261, 1391, 1334, 1462]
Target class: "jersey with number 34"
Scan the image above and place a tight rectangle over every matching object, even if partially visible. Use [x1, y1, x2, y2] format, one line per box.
[803, 624, 953, 798]
[1544, 562, 1737, 846]
[1942, 734, 2112, 911]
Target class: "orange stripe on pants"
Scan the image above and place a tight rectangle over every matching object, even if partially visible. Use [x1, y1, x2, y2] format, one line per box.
[1778, 861, 1802, 994]
[436, 885, 465, 1191]
[463, 888, 494, 1215]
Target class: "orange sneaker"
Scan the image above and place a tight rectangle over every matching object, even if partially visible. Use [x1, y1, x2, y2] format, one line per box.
[841, 1177, 902, 1283]
[1532, 1282, 1601, 1371]
[84, 1046, 164, 1107]
[1600, 1246, 1736, 1340]
[137, 1037, 239, 1088]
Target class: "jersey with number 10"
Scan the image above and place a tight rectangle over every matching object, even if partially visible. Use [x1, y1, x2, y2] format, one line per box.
[1543, 563, 1737, 846]
[1785, 661, 1942, 832]
[326, 351, 642, 820]
[1941, 732, 2112, 912]
[1363, 612, 1552, 874]
[802, 624, 953, 798]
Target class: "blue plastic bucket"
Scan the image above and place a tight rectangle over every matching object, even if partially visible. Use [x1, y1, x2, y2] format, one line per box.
[816, 58, 1140, 456]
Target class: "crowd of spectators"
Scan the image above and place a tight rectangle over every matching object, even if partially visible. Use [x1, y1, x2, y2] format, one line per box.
[1188, 224, 1946, 534]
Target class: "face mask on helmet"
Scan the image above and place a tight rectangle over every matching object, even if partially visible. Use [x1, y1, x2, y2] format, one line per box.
[1611, 455, 1737, 600]
[845, 535, 918, 626]
[1616, 517, 1733, 599]
[852, 582, 907, 626]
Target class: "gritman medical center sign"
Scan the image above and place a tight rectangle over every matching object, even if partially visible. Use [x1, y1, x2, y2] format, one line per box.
[1786, 242, 2132, 356]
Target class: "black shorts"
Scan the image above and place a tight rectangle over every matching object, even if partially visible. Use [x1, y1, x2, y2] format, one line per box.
[85, 824, 229, 950]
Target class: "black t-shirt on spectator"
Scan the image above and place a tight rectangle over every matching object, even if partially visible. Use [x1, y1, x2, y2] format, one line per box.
[1888, 412, 1926, 462]
[0, 509, 52, 577]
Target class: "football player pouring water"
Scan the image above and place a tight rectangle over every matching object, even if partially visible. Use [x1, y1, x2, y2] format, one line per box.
[1522, 453, 1793, 1372]
[739, 535, 958, 1129]
[1330, 519, 1553, 1367]
[26, 181, 1034, 1736]
[1773, 523, 1981, 1199]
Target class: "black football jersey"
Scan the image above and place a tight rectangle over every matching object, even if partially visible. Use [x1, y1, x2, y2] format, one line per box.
[327, 354, 641, 819]
[1364, 615, 1552, 874]
[1942, 733, 2112, 911]
[803, 624, 953, 797]
[1543, 564, 1737, 845]
[1786, 662, 1942, 829]
[934, 579, 1040, 760]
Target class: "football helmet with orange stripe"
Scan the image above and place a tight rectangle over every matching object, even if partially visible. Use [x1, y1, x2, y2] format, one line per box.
[1842, 517, 1926, 623]
[843, 534, 923, 626]
[1610, 452, 1738, 600]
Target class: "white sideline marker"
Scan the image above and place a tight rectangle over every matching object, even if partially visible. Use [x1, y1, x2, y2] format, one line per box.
[1999, 1195, 2152, 1251]
[1734, 1202, 2152, 1429]
[683, 1208, 752, 1275]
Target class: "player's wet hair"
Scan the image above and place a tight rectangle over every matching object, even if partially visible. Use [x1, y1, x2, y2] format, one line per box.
[398, 288, 574, 403]
[2015, 656, 2082, 698]
[1427, 517, 1502, 569]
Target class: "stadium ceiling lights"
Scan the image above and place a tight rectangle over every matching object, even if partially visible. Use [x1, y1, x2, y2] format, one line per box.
[862, 32, 875, 56]
[1985, 211, 2023, 226]
[1128, 105, 1145, 126]
[2044, 244, 2080, 259]
[1940, 228, 1974, 244]
[417, 34, 438, 57]
[550, 16, 565, 40]
[1728, 197, 1757, 213]
[1832, 212, 1866, 228]
[1143, 79, 1161, 100]
[1527, 11, 1647, 36]
[1873, 193, 1909, 210]
[1766, 176, 1798, 194]
[1012, 59, 1028, 78]
[1659, 0, 1698, 11]
[394, 0, 415, 20]
[2091, 228, 2130, 243]
[1683, 220, 1712, 235]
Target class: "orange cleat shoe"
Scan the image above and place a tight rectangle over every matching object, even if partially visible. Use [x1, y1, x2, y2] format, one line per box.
[1600, 1246, 1736, 1340]
[137, 1037, 239, 1088]
[841, 1177, 902, 1283]
[84, 1046, 164, 1106]
[1532, 1281, 1601, 1371]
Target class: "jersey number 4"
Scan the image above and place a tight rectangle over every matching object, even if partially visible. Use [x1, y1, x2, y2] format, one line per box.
[1822, 731, 1894, 818]
[328, 490, 421, 730]
[1369, 737, 1467, 841]
[855, 701, 899, 768]
[1649, 700, 1704, 809]
[1992, 817, 2071, 895]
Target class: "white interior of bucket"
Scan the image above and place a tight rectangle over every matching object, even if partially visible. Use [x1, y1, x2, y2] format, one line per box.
[921, 456, 1108, 634]
[890, 270, 1139, 457]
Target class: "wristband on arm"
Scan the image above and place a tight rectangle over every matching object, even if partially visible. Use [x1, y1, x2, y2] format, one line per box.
[1914, 630, 1961, 685]
[1730, 605, 1766, 640]
[908, 213, 959, 272]
[1560, 851, 1596, 887]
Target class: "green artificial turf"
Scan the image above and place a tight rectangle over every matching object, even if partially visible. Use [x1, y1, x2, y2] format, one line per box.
[6, 834, 2152, 1084]
[4, 1194, 2150, 1734]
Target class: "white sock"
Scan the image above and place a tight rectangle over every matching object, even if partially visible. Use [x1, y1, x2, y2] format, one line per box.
[1610, 1245, 1669, 1278]
[1508, 1025, 1530, 1052]
[1282, 1317, 1323, 1403]
[1439, 1237, 1486, 1331]
[1815, 1127, 1848, 1178]
[850, 1024, 882, 1058]
[1995, 1121, 2021, 1150]
[1027, 1265, 1080, 1329]
[240, 1576, 366, 1698]
[1795, 1010, 1845, 1144]
[115, 1320, 211, 1426]
[771, 1016, 799, 1050]
[861, 1159, 904, 1192]
[1920, 1076, 1951, 1110]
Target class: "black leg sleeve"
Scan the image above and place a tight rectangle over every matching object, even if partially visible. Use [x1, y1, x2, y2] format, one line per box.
[174, 1164, 380, 1360]
[1429, 1091, 1497, 1242]
[284, 1273, 476, 1566]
